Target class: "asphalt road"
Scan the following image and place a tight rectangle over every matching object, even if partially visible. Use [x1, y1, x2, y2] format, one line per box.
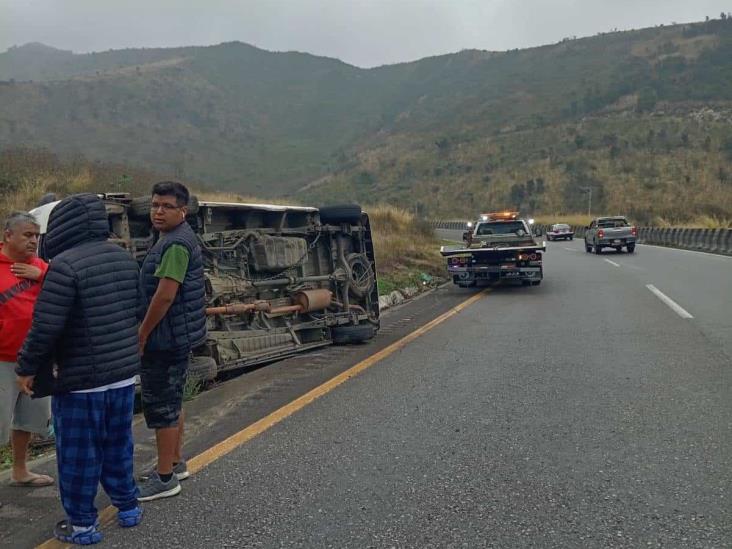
[89, 236, 731, 548]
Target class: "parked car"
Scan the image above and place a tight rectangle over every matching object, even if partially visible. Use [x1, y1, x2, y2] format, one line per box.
[584, 216, 637, 254]
[547, 223, 574, 241]
[30, 194, 380, 381]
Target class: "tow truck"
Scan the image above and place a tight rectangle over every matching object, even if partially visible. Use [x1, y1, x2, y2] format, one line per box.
[442, 212, 546, 288]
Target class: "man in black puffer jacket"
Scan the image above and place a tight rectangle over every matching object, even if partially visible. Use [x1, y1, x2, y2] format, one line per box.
[16, 193, 142, 545]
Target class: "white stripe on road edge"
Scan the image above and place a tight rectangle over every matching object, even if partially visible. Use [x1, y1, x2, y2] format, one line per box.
[563, 247, 576, 252]
[646, 284, 694, 319]
[604, 259, 620, 267]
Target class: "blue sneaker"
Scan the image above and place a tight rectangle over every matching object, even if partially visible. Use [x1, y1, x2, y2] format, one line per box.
[54, 519, 102, 545]
[118, 506, 143, 528]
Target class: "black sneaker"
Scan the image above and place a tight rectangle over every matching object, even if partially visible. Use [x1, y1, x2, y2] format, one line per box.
[137, 471, 181, 502]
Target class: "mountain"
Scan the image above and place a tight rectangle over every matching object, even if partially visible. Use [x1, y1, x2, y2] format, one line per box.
[1, 17, 731, 222]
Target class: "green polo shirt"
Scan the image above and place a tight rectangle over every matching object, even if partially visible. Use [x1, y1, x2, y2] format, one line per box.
[154, 244, 190, 283]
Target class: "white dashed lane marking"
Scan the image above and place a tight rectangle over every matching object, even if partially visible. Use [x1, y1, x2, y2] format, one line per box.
[646, 284, 694, 319]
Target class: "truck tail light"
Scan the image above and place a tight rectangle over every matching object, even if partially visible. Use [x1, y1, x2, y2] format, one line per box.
[518, 253, 540, 262]
[631, 226, 637, 237]
[598, 229, 605, 239]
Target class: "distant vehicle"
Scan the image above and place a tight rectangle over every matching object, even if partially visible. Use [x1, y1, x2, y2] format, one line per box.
[584, 216, 637, 254]
[442, 212, 545, 287]
[547, 223, 574, 241]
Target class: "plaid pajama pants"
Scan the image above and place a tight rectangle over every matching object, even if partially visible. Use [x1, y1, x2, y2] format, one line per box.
[52, 385, 139, 527]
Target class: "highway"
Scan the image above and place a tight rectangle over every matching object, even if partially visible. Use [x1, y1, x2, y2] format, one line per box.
[4, 236, 730, 548]
[95, 236, 731, 547]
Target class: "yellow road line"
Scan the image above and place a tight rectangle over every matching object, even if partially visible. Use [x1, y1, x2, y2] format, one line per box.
[36, 288, 488, 548]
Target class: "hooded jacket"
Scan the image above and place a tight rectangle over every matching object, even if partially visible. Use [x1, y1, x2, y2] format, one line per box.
[16, 194, 140, 397]
[0, 244, 48, 362]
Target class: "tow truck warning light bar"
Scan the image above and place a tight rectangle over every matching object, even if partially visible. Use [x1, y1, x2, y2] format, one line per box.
[480, 211, 519, 221]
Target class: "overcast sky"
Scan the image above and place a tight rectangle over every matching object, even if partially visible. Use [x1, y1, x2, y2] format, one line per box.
[1, 0, 731, 67]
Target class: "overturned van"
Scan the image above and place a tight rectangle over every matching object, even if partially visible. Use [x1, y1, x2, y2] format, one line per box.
[31, 194, 380, 381]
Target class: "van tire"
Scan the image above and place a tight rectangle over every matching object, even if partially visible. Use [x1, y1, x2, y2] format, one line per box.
[331, 323, 375, 344]
[318, 205, 362, 224]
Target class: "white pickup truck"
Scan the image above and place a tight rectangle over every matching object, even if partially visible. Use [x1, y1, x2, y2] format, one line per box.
[584, 216, 637, 254]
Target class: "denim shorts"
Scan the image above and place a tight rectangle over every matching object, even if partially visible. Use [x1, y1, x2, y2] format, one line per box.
[140, 349, 189, 429]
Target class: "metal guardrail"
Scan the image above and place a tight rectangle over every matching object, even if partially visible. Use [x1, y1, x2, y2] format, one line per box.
[429, 220, 732, 256]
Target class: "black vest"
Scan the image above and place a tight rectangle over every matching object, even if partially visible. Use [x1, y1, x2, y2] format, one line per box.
[139, 221, 207, 352]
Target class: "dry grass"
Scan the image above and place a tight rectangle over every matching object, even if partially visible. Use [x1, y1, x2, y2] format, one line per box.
[685, 215, 732, 228]
[367, 204, 445, 292]
[535, 214, 593, 228]
[194, 190, 302, 206]
[536, 213, 731, 228]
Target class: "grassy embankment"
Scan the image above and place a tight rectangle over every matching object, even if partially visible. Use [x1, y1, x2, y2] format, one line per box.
[365, 205, 444, 295]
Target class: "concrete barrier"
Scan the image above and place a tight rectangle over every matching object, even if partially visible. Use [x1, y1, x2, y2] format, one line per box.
[429, 220, 732, 256]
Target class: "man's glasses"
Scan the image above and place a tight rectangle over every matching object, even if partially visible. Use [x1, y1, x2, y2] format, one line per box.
[150, 203, 182, 212]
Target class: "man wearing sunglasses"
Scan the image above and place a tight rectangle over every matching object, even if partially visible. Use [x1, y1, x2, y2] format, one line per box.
[136, 181, 206, 501]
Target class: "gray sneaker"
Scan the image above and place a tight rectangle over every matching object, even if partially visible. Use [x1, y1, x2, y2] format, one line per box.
[139, 461, 189, 482]
[137, 471, 181, 502]
[173, 460, 190, 481]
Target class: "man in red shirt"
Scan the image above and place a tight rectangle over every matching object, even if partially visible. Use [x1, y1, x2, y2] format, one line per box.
[0, 212, 53, 488]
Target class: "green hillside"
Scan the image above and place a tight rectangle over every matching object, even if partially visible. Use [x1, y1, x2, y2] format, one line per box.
[1, 18, 731, 222]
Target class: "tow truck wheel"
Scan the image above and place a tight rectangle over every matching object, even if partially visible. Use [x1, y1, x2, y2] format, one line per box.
[627, 245, 635, 253]
[569, 236, 573, 241]
[594, 244, 602, 255]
